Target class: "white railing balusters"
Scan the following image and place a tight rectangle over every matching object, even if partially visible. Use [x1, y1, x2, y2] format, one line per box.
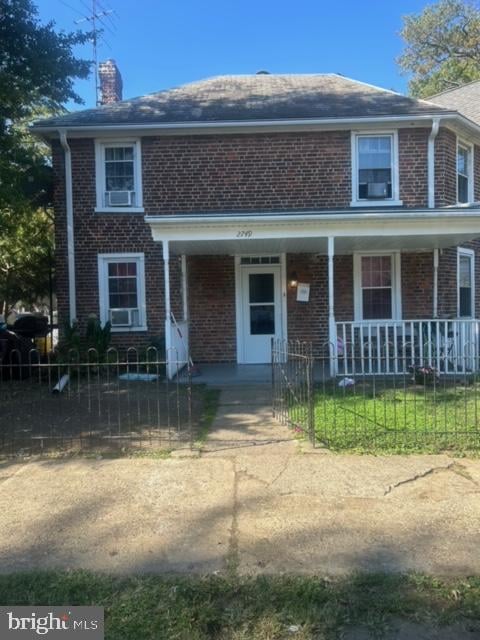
[336, 318, 480, 376]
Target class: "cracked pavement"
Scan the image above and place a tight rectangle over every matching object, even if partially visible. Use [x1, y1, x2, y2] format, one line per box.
[0, 385, 479, 575]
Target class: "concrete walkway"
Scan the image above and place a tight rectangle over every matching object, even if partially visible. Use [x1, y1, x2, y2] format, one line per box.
[0, 383, 479, 576]
[202, 384, 296, 452]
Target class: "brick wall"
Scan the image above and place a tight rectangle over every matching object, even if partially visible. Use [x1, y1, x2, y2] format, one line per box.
[399, 128, 429, 208]
[401, 252, 434, 318]
[286, 254, 328, 354]
[187, 255, 236, 362]
[435, 127, 457, 207]
[52, 126, 480, 360]
[53, 139, 182, 350]
[142, 131, 352, 213]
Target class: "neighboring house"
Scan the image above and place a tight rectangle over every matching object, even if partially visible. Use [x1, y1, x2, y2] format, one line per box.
[32, 62, 480, 377]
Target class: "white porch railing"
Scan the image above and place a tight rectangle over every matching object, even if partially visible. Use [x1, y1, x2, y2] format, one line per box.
[336, 319, 480, 375]
[167, 318, 189, 379]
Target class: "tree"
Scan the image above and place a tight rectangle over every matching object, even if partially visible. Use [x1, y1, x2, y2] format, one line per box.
[0, 0, 91, 313]
[0, 208, 53, 317]
[398, 0, 480, 97]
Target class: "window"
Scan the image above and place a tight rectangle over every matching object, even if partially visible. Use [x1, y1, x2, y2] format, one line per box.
[240, 256, 280, 265]
[354, 253, 401, 320]
[457, 142, 473, 204]
[458, 248, 475, 318]
[95, 140, 143, 211]
[351, 132, 401, 206]
[98, 253, 146, 330]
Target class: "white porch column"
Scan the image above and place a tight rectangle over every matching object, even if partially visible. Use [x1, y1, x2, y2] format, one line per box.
[163, 241, 173, 377]
[181, 254, 188, 322]
[433, 248, 439, 318]
[328, 236, 337, 376]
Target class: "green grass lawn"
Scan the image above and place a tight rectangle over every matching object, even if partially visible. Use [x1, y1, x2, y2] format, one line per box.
[0, 571, 478, 639]
[313, 380, 480, 453]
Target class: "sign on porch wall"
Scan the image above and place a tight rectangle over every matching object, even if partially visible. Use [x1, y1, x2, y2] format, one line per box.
[296, 283, 310, 302]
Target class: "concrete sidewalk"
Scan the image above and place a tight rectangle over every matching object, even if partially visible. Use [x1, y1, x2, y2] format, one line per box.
[0, 447, 478, 575]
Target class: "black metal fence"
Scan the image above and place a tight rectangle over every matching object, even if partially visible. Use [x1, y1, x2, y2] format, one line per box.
[0, 347, 194, 455]
[272, 338, 480, 451]
[271, 339, 315, 442]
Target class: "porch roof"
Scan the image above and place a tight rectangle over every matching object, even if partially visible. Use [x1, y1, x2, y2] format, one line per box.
[146, 209, 480, 255]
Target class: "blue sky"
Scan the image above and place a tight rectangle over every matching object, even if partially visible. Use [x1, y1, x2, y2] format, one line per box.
[36, 0, 429, 110]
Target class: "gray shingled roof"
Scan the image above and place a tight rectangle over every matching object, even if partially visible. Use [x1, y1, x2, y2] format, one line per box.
[429, 80, 480, 126]
[33, 74, 450, 129]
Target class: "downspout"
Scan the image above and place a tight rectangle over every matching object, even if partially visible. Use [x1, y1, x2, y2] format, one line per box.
[428, 117, 441, 209]
[58, 129, 77, 323]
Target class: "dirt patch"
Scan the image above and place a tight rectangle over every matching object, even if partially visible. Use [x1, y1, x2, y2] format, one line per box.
[0, 376, 207, 454]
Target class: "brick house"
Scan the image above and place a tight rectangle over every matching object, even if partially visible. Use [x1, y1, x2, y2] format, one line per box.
[32, 64, 480, 376]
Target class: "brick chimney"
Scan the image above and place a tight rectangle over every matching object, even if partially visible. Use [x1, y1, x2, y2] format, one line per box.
[98, 59, 123, 105]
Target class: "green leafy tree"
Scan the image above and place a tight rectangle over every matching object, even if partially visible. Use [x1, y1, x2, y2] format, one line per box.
[398, 0, 480, 97]
[0, 0, 91, 313]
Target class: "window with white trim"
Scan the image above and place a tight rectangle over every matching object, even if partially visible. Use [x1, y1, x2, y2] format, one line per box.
[458, 248, 475, 318]
[95, 140, 143, 210]
[457, 142, 473, 204]
[352, 132, 400, 206]
[354, 253, 401, 320]
[98, 253, 147, 330]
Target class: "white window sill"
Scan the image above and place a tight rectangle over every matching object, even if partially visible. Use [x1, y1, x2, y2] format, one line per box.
[95, 207, 145, 214]
[111, 326, 148, 333]
[350, 200, 403, 208]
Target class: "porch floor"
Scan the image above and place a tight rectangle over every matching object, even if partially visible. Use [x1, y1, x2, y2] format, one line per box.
[190, 363, 326, 386]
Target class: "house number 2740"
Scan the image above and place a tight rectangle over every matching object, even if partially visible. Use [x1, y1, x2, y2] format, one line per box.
[236, 230, 253, 238]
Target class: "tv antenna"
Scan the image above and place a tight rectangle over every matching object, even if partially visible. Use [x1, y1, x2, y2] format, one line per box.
[70, 0, 117, 105]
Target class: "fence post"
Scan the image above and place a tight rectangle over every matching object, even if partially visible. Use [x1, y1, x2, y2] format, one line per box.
[306, 342, 315, 447]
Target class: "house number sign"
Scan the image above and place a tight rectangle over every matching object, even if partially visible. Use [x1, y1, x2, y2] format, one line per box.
[236, 230, 253, 238]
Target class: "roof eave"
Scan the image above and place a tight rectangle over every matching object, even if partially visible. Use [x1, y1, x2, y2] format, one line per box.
[30, 112, 459, 138]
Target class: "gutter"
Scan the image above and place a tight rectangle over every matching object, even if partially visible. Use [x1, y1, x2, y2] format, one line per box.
[32, 112, 460, 135]
[428, 117, 441, 208]
[59, 129, 77, 323]
[145, 208, 480, 226]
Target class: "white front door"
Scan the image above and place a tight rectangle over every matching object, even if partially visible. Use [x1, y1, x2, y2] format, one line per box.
[239, 265, 283, 363]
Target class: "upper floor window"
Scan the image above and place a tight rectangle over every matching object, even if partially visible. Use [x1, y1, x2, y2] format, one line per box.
[351, 132, 401, 207]
[457, 142, 473, 204]
[98, 253, 147, 330]
[95, 140, 143, 212]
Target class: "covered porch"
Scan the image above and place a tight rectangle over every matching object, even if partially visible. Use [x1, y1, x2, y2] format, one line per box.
[146, 209, 480, 378]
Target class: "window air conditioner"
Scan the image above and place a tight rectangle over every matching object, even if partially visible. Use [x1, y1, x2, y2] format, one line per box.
[106, 190, 135, 207]
[367, 182, 388, 198]
[109, 308, 138, 327]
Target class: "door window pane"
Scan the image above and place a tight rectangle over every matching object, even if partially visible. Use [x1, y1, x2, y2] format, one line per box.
[250, 305, 275, 335]
[249, 273, 274, 303]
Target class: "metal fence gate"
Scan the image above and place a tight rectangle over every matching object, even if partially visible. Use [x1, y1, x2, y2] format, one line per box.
[271, 338, 315, 444]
